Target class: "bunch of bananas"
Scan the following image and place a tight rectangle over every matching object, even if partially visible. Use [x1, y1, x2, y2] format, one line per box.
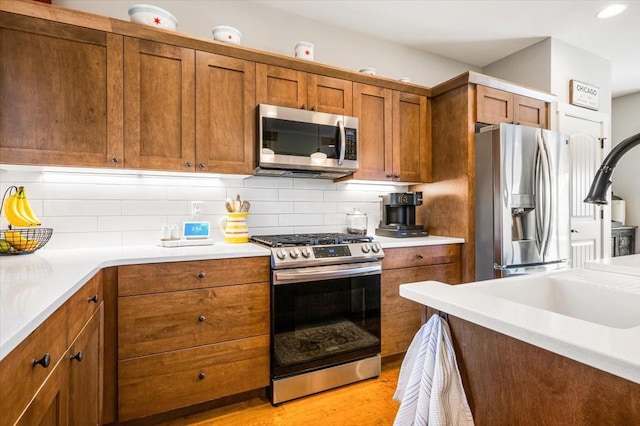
[3, 186, 41, 227]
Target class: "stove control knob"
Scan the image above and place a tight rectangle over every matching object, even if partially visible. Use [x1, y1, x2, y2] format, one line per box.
[361, 244, 371, 253]
[371, 243, 381, 253]
[275, 248, 287, 260]
[290, 248, 300, 259]
[301, 247, 312, 258]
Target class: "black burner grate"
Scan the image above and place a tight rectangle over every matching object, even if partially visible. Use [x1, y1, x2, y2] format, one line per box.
[250, 233, 373, 247]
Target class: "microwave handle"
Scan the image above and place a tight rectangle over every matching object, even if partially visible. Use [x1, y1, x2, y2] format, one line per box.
[338, 119, 345, 165]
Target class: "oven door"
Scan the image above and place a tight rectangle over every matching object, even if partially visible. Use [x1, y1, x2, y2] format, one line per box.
[271, 262, 381, 379]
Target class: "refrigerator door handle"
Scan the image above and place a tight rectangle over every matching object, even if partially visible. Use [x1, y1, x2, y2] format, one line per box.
[535, 132, 552, 257]
[541, 132, 553, 257]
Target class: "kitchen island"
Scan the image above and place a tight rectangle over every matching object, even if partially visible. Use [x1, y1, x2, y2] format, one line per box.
[399, 254, 640, 424]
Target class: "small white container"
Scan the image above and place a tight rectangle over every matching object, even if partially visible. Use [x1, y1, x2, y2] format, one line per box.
[212, 26, 242, 45]
[128, 4, 177, 31]
[399, 77, 412, 83]
[294, 42, 314, 61]
[359, 68, 376, 75]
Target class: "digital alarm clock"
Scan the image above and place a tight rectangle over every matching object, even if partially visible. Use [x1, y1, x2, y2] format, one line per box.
[183, 221, 210, 239]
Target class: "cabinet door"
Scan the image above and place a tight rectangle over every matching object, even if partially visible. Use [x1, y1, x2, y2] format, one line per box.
[352, 83, 393, 180]
[256, 64, 307, 109]
[514, 94, 547, 128]
[124, 38, 195, 171]
[307, 74, 353, 115]
[0, 13, 123, 168]
[476, 85, 513, 125]
[68, 304, 103, 426]
[393, 91, 430, 182]
[15, 358, 69, 426]
[196, 52, 256, 174]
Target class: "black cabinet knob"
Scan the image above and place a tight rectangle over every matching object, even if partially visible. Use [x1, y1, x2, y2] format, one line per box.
[111, 157, 119, 164]
[33, 353, 50, 368]
[186, 161, 193, 168]
[70, 352, 83, 362]
[300, 104, 306, 110]
[199, 163, 205, 169]
[198, 271, 206, 279]
[198, 315, 206, 322]
[88, 294, 99, 303]
[416, 254, 424, 259]
[198, 372, 206, 380]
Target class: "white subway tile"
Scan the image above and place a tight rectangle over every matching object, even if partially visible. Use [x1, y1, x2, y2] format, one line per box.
[243, 176, 293, 189]
[43, 232, 122, 250]
[121, 200, 187, 216]
[98, 215, 167, 232]
[294, 225, 339, 233]
[279, 214, 323, 226]
[0, 168, 44, 183]
[167, 186, 227, 201]
[278, 189, 325, 202]
[247, 215, 279, 227]
[249, 201, 293, 214]
[99, 185, 167, 200]
[44, 200, 121, 216]
[251, 226, 295, 235]
[294, 202, 337, 214]
[41, 216, 98, 233]
[122, 230, 161, 246]
[293, 179, 337, 190]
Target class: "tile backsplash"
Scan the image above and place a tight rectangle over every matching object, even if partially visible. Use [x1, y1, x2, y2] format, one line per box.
[0, 167, 407, 250]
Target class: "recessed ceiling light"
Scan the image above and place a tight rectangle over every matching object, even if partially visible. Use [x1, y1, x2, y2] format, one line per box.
[597, 4, 627, 19]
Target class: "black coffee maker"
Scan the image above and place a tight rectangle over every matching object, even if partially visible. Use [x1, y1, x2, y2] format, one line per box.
[375, 192, 428, 238]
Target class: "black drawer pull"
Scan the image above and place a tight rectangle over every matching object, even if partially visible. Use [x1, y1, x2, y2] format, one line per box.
[198, 315, 206, 322]
[198, 271, 206, 279]
[88, 294, 99, 303]
[33, 354, 50, 369]
[198, 372, 206, 380]
[416, 254, 424, 259]
[70, 352, 83, 362]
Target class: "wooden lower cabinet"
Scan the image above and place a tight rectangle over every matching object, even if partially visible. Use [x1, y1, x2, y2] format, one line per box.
[116, 257, 271, 422]
[381, 245, 461, 357]
[118, 335, 269, 421]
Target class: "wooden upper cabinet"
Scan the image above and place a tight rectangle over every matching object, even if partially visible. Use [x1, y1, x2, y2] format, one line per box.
[476, 85, 547, 128]
[352, 83, 393, 181]
[124, 38, 196, 171]
[256, 64, 352, 114]
[0, 13, 124, 168]
[196, 52, 256, 174]
[393, 91, 430, 182]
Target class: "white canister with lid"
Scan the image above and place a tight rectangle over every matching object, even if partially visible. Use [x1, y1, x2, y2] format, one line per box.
[346, 208, 368, 235]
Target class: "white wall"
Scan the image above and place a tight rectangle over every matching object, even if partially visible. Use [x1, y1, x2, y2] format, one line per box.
[612, 92, 640, 252]
[54, 0, 478, 87]
[0, 168, 406, 250]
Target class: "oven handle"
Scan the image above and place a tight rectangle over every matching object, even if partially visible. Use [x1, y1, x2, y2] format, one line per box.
[273, 262, 382, 285]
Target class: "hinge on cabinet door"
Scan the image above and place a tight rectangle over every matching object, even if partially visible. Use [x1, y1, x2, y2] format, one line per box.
[599, 137, 606, 149]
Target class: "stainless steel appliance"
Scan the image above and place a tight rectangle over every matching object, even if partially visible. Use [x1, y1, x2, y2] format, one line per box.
[250, 233, 383, 404]
[475, 123, 571, 280]
[256, 104, 359, 179]
[375, 192, 428, 238]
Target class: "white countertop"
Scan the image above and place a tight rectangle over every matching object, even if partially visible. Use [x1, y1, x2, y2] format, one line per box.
[400, 254, 640, 384]
[0, 235, 462, 361]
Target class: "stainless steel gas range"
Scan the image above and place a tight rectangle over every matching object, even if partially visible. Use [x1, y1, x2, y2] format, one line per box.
[250, 233, 384, 405]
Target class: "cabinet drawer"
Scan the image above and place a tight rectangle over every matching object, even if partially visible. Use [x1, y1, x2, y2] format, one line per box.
[381, 310, 422, 357]
[0, 305, 68, 426]
[118, 283, 270, 359]
[67, 271, 103, 344]
[118, 256, 270, 296]
[381, 244, 461, 270]
[118, 335, 270, 422]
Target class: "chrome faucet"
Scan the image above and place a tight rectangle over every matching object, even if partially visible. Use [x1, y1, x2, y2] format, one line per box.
[584, 132, 640, 205]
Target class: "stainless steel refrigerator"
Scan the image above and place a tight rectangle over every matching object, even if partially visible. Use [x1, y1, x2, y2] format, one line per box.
[475, 123, 571, 280]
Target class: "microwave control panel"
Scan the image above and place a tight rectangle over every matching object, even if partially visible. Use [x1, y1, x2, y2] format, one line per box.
[345, 129, 357, 160]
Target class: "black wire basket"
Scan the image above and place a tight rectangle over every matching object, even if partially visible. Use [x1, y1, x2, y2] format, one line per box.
[0, 227, 53, 255]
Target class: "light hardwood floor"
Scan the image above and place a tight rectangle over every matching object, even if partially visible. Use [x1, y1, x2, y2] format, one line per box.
[159, 358, 403, 426]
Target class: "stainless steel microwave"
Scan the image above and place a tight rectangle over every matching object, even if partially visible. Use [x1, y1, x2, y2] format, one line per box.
[256, 104, 359, 179]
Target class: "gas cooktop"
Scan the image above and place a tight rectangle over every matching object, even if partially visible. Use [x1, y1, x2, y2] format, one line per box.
[250, 233, 373, 248]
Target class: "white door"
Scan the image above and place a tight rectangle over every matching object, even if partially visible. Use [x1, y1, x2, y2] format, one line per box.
[556, 103, 608, 268]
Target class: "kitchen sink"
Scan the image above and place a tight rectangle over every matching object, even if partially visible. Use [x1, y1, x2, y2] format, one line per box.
[465, 269, 640, 329]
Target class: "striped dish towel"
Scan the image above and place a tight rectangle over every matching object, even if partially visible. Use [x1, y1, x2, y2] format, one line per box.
[393, 314, 474, 426]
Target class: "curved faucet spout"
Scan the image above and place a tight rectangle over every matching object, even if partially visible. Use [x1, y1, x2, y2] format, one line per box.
[584, 132, 640, 205]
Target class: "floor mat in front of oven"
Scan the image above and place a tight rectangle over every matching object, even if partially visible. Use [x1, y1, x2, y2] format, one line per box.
[274, 320, 379, 366]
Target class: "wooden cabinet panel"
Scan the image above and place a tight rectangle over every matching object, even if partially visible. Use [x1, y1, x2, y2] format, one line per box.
[476, 85, 513, 125]
[514, 94, 547, 128]
[0, 305, 68, 426]
[66, 271, 103, 345]
[15, 356, 69, 426]
[381, 310, 422, 358]
[124, 37, 195, 171]
[68, 304, 103, 426]
[118, 335, 270, 421]
[352, 82, 393, 180]
[381, 244, 462, 271]
[256, 63, 307, 109]
[117, 257, 270, 296]
[393, 91, 430, 182]
[118, 283, 270, 359]
[308, 74, 353, 115]
[196, 52, 256, 174]
[0, 13, 123, 168]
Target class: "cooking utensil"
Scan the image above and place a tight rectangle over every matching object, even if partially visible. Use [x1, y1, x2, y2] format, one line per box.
[240, 201, 250, 212]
